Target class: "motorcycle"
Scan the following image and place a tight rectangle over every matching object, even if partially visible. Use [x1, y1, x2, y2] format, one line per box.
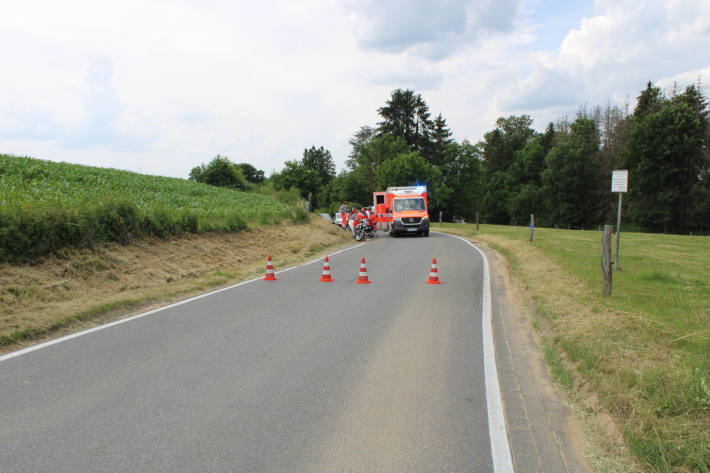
[354, 219, 376, 241]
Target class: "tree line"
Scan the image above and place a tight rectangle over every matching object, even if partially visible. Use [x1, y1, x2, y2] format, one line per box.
[191, 81, 710, 233]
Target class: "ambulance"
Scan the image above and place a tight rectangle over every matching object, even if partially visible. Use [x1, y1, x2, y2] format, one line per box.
[373, 186, 430, 237]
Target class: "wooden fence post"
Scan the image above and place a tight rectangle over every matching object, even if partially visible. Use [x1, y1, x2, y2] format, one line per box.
[476, 212, 480, 231]
[602, 224, 613, 295]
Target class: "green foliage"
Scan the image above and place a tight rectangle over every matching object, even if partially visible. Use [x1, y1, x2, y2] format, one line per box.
[271, 146, 336, 209]
[321, 168, 372, 215]
[271, 160, 320, 200]
[483, 115, 536, 175]
[276, 81, 708, 233]
[541, 118, 604, 227]
[427, 113, 454, 167]
[376, 150, 451, 211]
[439, 140, 483, 220]
[301, 146, 336, 184]
[376, 151, 438, 188]
[377, 88, 433, 154]
[0, 154, 295, 262]
[349, 133, 410, 191]
[625, 83, 709, 233]
[189, 155, 247, 190]
[235, 162, 265, 184]
[481, 115, 536, 223]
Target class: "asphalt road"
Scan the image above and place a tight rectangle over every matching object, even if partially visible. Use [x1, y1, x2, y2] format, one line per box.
[1, 232, 501, 472]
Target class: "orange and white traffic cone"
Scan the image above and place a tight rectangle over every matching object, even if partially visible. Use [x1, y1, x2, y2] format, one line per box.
[263, 255, 277, 281]
[319, 256, 333, 282]
[426, 257, 441, 284]
[356, 256, 371, 284]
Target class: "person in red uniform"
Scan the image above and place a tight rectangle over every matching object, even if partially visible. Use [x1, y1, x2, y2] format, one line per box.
[338, 201, 348, 227]
[351, 207, 369, 237]
[347, 207, 359, 235]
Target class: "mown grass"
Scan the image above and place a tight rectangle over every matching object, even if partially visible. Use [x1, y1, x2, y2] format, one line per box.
[0, 154, 302, 262]
[440, 224, 710, 473]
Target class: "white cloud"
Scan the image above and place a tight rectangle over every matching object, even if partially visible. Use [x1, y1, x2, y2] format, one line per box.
[500, 0, 710, 128]
[348, 0, 521, 59]
[0, 0, 708, 178]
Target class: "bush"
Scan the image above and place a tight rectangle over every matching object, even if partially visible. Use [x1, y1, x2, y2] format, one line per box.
[189, 155, 247, 190]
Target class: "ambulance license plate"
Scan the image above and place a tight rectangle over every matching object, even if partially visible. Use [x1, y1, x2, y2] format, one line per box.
[406, 227, 417, 232]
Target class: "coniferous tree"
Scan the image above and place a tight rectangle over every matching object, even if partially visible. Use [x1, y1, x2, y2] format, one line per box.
[428, 113, 453, 167]
[377, 89, 437, 159]
[625, 84, 708, 232]
[541, 118, 602, 227]
[481, 115, 535, 223]
[301, 146, 335, 185]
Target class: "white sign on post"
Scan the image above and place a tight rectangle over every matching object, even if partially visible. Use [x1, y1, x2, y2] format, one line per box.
[611, 170, 628, 270]
[612, 170, 628, 193]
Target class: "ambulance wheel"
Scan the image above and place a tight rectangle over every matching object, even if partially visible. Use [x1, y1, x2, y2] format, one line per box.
[423, 230, 429, 237]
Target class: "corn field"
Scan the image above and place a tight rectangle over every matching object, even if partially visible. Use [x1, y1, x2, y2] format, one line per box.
[0, 154, 300, 262]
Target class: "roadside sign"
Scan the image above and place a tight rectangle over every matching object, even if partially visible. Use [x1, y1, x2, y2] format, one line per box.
[611, 170, 628, 270]
[612, 170, 628, 193]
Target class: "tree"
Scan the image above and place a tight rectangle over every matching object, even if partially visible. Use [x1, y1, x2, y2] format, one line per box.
[235, 163, 265, 184]
[376, 151, 450, 212]
[541, 118, 603, 227]
[376, 151, 435, 187]
[482, 115, 536, 175]
[505, 137, 548, 224]
[634, 81, 664, 120]
[321, 168, 372, 214]
[346, 126, 376, 169]
[271, 160, 320, 203]
[271, 146, 337, 210]
[427, 113, 454, 167]
[349, 133, 410, 192]
[439, 140, 483, 220]
[624, 86, 707, 232]
[188, 155, 247, 190]
[481, 115, 536, 223]
[301, 146, 335, 185]
[377, 89, 433, 154]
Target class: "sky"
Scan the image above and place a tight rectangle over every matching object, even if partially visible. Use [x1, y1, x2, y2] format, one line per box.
[1, 0, 709, 178]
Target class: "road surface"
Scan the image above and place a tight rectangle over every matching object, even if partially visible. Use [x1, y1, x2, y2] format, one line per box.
[2, 232, 516, 472]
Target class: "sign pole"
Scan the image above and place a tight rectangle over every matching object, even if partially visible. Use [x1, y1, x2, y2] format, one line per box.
[615, 193, 622, 270]
[611, 170, 628, 271]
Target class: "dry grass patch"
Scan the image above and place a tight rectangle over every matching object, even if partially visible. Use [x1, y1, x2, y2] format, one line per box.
[1, 216, 353, 353]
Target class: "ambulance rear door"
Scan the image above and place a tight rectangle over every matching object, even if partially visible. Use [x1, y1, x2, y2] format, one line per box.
[373, 191, 389, 231]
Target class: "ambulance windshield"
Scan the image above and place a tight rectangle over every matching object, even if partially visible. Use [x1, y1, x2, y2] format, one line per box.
[393, 198, 426, 211]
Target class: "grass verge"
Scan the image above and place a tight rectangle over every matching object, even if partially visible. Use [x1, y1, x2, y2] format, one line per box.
[438, 224, 710, 473]
[1, 216, 353, 353]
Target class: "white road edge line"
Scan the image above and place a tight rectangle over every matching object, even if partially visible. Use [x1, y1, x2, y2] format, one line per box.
[0, 242, 367, 364]
[438, 232, 515, 473]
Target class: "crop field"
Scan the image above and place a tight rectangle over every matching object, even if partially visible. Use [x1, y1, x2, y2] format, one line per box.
[0, 154, 302, 262]
[440, 223, 709, 473]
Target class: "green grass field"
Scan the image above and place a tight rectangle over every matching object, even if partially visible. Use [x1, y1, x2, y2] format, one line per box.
[441, 224, 709, 473]
[0, 154, 304, 262]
